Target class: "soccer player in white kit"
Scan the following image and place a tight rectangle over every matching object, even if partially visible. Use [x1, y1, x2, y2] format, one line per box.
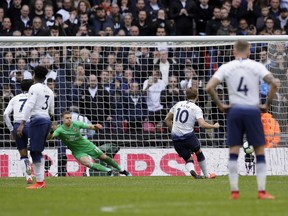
[165, 87, 219, 179]
[17, 66, 55, 189]
[3, 79, 34, 184]
[206, 40, 278, 200]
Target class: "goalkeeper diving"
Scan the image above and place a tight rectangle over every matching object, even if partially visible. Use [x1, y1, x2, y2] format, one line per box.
[48, 111, 132, 176]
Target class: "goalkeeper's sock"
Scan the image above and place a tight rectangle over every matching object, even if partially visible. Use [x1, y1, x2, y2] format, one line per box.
[185, 160, 195, 173]
[228, 154, 239, 192]
[90, 163, 111, 172]
[256, 155, 266, 191]
[102, 157, 122, 171]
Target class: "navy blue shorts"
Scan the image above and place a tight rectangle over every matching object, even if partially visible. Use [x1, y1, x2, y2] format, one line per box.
[13, 122, 29, 150]
[172, 133, 201, 161]
[29, 116, 51, 152]
[227, 106, 265, 147]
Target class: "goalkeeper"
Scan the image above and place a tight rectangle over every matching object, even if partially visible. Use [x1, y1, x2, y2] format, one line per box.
[48, 111, 132, 176]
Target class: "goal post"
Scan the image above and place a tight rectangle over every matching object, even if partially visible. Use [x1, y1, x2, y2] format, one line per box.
[0, 36, 287, 177]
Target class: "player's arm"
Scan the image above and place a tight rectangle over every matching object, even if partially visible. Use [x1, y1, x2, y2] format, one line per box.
[262, 73, 278, 110]
[206, 77, 230, 112]
[197, 118, 220, 129]
[3, 99, 14, 132]
[164, 112, 173, 130]
[87, 123, 103, 131]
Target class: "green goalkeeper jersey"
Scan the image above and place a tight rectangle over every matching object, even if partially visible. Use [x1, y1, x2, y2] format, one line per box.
[53, 121, 95, 153]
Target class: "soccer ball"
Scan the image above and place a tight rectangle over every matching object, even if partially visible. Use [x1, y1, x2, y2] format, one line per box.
[243, 141, 254, 154]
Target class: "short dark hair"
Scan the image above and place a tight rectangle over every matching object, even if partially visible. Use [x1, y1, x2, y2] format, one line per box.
[34, 65, 48, 80]
[186, 87, 198, 100]
[20, 79, 34, 92]
[61, 110, 71, 118]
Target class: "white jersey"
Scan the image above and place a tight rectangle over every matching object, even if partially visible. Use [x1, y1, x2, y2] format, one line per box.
[169, 100, 203, 138]
[3, 93, 29, 131]
[213, 59, 269, 106]
[23, 83, 55, 121]
[71, 112, 95, 138]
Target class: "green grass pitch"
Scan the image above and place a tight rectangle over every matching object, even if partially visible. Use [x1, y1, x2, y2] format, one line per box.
[0, 176, 287, 216]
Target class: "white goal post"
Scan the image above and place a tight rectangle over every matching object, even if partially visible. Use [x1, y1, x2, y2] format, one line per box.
[0, 36, 287, 177]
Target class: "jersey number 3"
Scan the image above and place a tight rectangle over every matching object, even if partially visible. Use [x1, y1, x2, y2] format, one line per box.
[42, 95, 50, 110]
[237, 77, 248, 96]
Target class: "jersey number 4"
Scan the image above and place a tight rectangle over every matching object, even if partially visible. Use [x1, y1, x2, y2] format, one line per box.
[237, 77, 248, 96]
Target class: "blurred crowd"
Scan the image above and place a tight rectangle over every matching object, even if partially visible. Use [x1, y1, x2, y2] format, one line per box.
[0, 0, 288, 37]
[0, 0, 288, 145]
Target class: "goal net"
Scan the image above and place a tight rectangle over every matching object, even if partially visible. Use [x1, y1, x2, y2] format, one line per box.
[0, 36, 287, 177]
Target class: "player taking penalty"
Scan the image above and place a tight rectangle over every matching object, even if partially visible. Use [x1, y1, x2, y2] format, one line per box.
[165, 87, 219, 179]
[48, 111, 132, 176]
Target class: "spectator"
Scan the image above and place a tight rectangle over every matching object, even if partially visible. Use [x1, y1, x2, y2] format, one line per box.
[107, 3, 123, 34]
[132, 10, 151, 36]
[22, 24, 33, 36]
[259, 17, 275, 35]
[31, 16, 47, 36]
[180, 66, 197, 90]
[0, 7, 4, 29]
[256, 5, 270, 31]
[42, 4, 55, 29]
[194, 0, 213, 35]
[81, 74, 113, 130]
[238, 0, 261, 26]
[161, 75, 185, 113]
[205, 7, 222, 35]
[91, 5, 114, 35]
[129, 25, 139, 36]
[7, 0, 22, 24]
[71, 75, 86, 105]
[85, 51, 104, 77]
[132, 0, 146, 19]
[0, 51, 16, 84]
[10, 58, 32, 83]
[146, 0, 163, 21]
[151, 8, 173, 35]
[229, 0, 242, 28]
[169, 0, 197, 35]
[120, 13, 133, 35]
[269, 0, 281, 21]
[123, 80, 148, 134]
[77, 0, 91, 15]
[277, 8, 288, 30]
[217, 17, 232, 35]
[30, 0, 45, 20]
[118, 0, 133, 16]
[40, 56, 57, 83]
[0, 17, 13, 36]
[57, 0, 74, 22]
[13, 5, 31, 32]
[143, 70, 166, 127]
[27, 49, 39, 71]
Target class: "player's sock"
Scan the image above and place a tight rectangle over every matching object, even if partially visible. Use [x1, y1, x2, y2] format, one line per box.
[256, 155, 266, 191]
[196, 152, 208, 177]
[185, 159, 195, 173]
[34, 158, 45, 182]
[90, 163, 111, 172]
[102, 156, 122, 171]
[228, 153, 239, 192]
[20, 157, 31, 180]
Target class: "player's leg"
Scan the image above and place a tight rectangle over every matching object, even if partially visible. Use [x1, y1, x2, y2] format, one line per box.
[173, 138, 201, 179]
[27, 118, 51, 189]
[98, 153, 132, 176]
[194, 148, 216, 179]
[77, 154, 111, 172]
[246, 111, 275, 200]
[13, 123, 32, 184]
[226, 107, 243, 199]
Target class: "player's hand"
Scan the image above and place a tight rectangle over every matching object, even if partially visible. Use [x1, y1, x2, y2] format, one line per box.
[17, 124, 24, 138]
[10, 132, 15, 141]
[95, 123, 103, 130]
[219, 103, 231, 113]
[213, 123, 220, 128]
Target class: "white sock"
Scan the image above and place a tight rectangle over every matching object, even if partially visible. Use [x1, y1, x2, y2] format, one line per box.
[185, 161, 195, 173]
[34, 158, 45, 182]
[198, 160, 208, 177]
[20, 158, 31, 180]
[256, 162, 266, 191]
[228, 160, 239, 191]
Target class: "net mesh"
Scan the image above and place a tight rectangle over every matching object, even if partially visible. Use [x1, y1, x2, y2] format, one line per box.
[0, 37, 287, 177]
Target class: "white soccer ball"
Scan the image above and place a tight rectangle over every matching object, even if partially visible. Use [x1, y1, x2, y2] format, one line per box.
[243, 141, 254, 154]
